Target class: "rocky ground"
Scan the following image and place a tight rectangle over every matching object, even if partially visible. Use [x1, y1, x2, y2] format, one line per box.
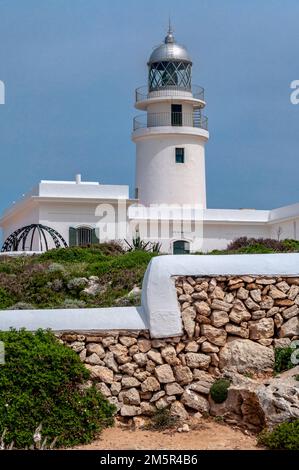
[74, 418, 260, 450]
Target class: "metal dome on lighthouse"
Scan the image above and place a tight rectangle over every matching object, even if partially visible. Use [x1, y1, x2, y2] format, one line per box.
[148, 24, 192, 93]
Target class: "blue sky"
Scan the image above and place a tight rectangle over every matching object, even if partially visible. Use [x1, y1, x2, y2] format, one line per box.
[0, 0, 298, 213]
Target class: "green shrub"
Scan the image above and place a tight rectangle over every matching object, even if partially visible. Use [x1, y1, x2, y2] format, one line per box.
[210, 379, 230, 403]
[39, 245, 122, 263]
[258, 420, 299, 450]
[0, 287, 15, 309]
[148, 407, 179, 430]
[274, 347, 295, 373]
[0, 329, 115, 448]
[282, 239, 299, 252]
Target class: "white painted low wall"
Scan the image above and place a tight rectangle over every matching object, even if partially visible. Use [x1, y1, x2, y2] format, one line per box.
[1, 254, 299, 338]
[141, 253, 299, 337]
[0, 306, 147, 332]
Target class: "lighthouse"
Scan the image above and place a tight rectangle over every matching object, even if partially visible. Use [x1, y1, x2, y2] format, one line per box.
[132, 26, 209, 208]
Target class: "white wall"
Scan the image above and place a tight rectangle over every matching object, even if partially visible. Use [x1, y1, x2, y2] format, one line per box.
[135, 134, 207, 207]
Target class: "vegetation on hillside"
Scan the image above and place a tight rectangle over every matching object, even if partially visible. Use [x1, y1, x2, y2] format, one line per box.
[0, 243, 156, 310]
[0, 237, 299, 310]
[0, 329, 115, 448]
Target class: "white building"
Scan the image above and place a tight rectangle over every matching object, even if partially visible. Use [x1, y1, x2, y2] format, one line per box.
[1, 27, 299, 254]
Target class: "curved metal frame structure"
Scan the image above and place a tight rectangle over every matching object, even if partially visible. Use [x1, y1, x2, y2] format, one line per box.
[1, 224, 68, 252]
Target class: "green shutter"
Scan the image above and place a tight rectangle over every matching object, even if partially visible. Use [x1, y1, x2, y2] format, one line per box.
[69, 227, 77, 247]
[91, 228, 99, 245]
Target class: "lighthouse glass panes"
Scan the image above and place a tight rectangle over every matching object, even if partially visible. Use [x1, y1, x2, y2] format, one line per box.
[149, 61, 191, 92]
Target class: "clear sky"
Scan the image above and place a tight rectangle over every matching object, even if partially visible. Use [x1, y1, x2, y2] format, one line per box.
[0, 0, 298, 214]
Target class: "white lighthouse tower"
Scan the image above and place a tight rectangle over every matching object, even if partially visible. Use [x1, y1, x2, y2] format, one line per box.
[132, 26, 209, 208]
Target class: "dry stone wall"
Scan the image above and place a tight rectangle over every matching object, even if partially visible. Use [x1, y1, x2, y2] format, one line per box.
[59, 275, 299, 422]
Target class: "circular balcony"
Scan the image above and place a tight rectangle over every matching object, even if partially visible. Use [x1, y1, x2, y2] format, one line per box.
[135, 85, 206, 110]
[133, 111, 208, 132]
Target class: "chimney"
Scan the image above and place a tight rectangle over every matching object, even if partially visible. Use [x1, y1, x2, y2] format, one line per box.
[75, 174, 82, 184]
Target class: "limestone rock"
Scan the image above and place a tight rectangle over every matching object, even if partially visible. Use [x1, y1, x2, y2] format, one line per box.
[245, 298, 260, 311]
[183, 281, 194, 295]
[70, 341, 85, 353]
[121, 388, 140, 405]
[154, 364, 175, 383]
[137, 339, 152, 353]
[201, 341, 219, 353]
[273, 338, 291, 348]
[86, 343, 105, 358]
[141, 376, 160, 392]
[86, 365, 114, 384]
[211, 299, 232, 313]
[120, 405, 141, 417]
[110, 382, 122, 396]
[96, 382, 111, 397]
[150, 390, 165, 402]
[279, 316, 299, 338]
[214, 368, 299, 430]
[170, 401, 189, 420]
[185, 341, 199, 352]
[250, 289, 262, 302]
[274, 312, 284, 329]
[119, 362, 137, 376]
[121, 376, 141, 389]
[237, 287, 249, 300]
[174, 365, 193, 385]
[102, 336, 116, 347]
[269, 286, 287, 300]
[140, 402, 156, 416]
[225, 324, 249, 339]
[165, 382, 184, 395]
[85, 353, 104, 365]
[181, 390, 210, 413]
[188, 376, 213, 395]
[281, 305, 299, 320]
[260, 296, 274, 310]
[288, 285, 299, 300]
[161, 346, 180, 365]
[119, 336, 137, 347]
[103, 352, 119, 372]
[155, 397, 168, 409]
[185, 352, 211, 370]
[194, 301, 211, 316]
[191, 291, 208, 301]
[219, 339, 274, 373]
[249, 318, 274, 340]
[147, 350, 163, 365]
[181, 307, 196, 338]
[256, 278, 276, 285]
[267, 306, 280, 317]
[133, 352, 148, 367]
[211, 286, 225, 300]
[251, 310, 266, 321]
[210, 310, 230, 328]
[201, 325, 227, 346]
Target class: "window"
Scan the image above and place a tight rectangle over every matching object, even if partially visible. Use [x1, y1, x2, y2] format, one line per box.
[77, 227, 92, 246]
[69, 226, 98, 247]
[135, 187, 139, 199]
[175, 148, 185, 163]
[171, 104, 182, 126]
[173, 240, 190, 255]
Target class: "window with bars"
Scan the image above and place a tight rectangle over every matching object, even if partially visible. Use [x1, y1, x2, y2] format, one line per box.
[69, 227, 98, 246]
